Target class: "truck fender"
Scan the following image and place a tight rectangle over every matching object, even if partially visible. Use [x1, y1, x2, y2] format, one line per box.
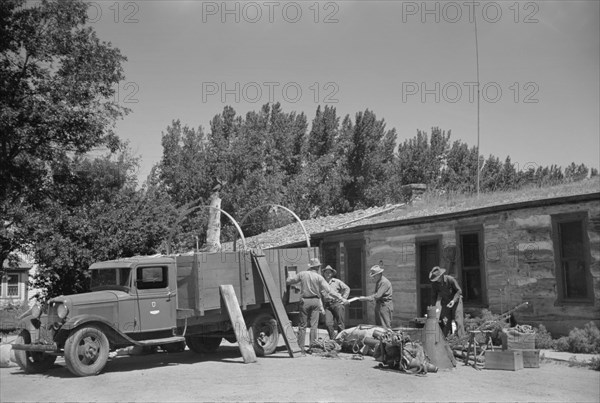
[15, 315, 41, 339]
[60, 315, 138, 348]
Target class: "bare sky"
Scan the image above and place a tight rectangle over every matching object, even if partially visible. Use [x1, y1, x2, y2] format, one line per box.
[88, 0, 599, 182]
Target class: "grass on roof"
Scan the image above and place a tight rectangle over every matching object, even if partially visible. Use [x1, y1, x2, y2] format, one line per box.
[400, 177, 600, 219]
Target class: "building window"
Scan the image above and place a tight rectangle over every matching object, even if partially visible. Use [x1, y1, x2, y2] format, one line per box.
[7, 274, 19, 296]
[457, 228, 486, 305]
[1, 273, 21, 298]
[552, 213, 593, 303]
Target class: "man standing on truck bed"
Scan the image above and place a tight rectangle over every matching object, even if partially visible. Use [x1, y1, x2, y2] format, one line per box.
[286, 258, 342, 354]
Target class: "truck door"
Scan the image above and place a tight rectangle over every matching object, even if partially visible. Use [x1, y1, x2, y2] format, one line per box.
[134, 265, 176, 333]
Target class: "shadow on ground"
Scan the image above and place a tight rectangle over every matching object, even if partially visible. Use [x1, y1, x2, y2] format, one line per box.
[7, 346, 252, 378]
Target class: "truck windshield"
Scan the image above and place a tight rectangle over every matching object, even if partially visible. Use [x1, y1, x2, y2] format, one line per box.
[90, 267, 132, 291]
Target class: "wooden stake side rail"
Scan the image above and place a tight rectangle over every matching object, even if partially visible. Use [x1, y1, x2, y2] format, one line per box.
[252, 250, 301, 357]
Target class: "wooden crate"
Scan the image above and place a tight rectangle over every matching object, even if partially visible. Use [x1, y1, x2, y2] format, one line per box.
[516, 349, 540, 368]
[485, 350, 524, 371]
[506, 331, 536, 350]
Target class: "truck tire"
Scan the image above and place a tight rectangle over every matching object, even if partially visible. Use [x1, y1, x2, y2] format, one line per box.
[64, 325, 110, 377]
[248, 313, 279, 356]
[13, 330, 57, 374]
[185, 336, 222, 353]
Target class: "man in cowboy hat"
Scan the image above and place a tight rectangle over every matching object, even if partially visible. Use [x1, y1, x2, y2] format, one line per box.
[429, 266, 465, 338]
[286, 257, 343, 354]
[358, 265, 393, 329]
[321, 265, 350, 339]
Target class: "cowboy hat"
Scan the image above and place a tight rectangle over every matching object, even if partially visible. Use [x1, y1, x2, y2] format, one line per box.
[322, 265, 336, 275]
[369, 265, 384, 277]
[429, 266, 446, 282]
[308, 258, 321, 269]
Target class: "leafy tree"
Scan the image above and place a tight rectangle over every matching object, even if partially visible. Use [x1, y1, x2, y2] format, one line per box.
[158, 120, 209, 206]
[498, 156, 518, 190]
[440, 141, 479, 192]
[394, 127, 450, 188]
[480, 155, 502, 192]
[26, 153, 176, 300]
[1, 0, 127, 264]
[266, 102, 308, 179]
[564, 162, 589, 182]
[341, 109, 394, 209]
[307, 105, 339, 161]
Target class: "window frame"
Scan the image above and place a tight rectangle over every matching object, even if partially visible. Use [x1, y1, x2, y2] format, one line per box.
[1, 272, 22, 299]
[135, 266, 169, 290]
[551, 212, 594, 305]
[456, 225, 488, 307]
[6, 273, 20, 297]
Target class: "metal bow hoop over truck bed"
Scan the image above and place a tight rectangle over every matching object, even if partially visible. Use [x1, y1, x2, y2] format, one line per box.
[12, 247, 315, 376]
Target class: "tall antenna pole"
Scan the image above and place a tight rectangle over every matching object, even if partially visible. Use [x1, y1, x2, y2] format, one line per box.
[474, 0, 481, 197]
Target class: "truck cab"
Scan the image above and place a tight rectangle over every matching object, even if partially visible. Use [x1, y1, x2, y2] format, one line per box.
[88, 257, 178, 336]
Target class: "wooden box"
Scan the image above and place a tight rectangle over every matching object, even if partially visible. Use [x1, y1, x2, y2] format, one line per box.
[516, 349, 540, 368]
[506, 331, 536, 350]
[485, 350, 524, 371]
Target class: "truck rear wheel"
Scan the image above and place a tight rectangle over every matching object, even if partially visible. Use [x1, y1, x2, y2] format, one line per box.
[185, 336, 222, 353]
[13, 330, 57, 373]
[248, 313, 279, 356]
[64, 325, 109, 377]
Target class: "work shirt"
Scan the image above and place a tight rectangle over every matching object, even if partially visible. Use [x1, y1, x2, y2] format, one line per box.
[286, 270, 331, 299]
[325, 278, 350, 303]
[367, 275, 393, 304]
[431, 274, 462, 305]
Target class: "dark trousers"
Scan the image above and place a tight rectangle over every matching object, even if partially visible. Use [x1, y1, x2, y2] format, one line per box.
[298, 298, 320, 351]
[375, 301, 393, 329]
[439, 298, 465, 338]
[324, 302, 345, 339]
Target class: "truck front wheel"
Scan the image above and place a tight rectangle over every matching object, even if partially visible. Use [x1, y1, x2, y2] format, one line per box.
[248, 313, 279, 356]
[13, 330, 57, 373]
[185, 336, 222, 353]
[64, 326, 110, 377]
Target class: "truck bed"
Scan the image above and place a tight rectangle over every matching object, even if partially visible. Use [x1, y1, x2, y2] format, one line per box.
[175, 248, 316, 315]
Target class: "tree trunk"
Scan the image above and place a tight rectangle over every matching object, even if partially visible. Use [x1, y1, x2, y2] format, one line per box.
[203, 191, 221, 252]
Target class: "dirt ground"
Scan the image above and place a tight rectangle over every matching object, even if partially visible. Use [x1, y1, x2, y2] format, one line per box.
[1, 335, 600, 403]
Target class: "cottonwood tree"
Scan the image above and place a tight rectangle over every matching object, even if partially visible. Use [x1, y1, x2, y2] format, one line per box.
[340, 109, 396, 209]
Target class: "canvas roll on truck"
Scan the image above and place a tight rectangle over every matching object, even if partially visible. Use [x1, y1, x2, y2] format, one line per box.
[11, 246, 314, 376]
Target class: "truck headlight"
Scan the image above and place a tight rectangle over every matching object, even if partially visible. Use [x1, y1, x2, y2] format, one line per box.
[57, 303, 69, 319]
[31, 303, 42, 319]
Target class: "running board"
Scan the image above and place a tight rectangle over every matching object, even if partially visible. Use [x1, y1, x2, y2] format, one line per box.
[136, 336, 185, 346]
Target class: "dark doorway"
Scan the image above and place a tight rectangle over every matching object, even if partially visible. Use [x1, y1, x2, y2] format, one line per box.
[417, 239, 440, 317]
[345, 240, 364, 325]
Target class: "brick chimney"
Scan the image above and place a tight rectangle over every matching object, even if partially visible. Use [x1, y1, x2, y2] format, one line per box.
[401, 183, 427, 205]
